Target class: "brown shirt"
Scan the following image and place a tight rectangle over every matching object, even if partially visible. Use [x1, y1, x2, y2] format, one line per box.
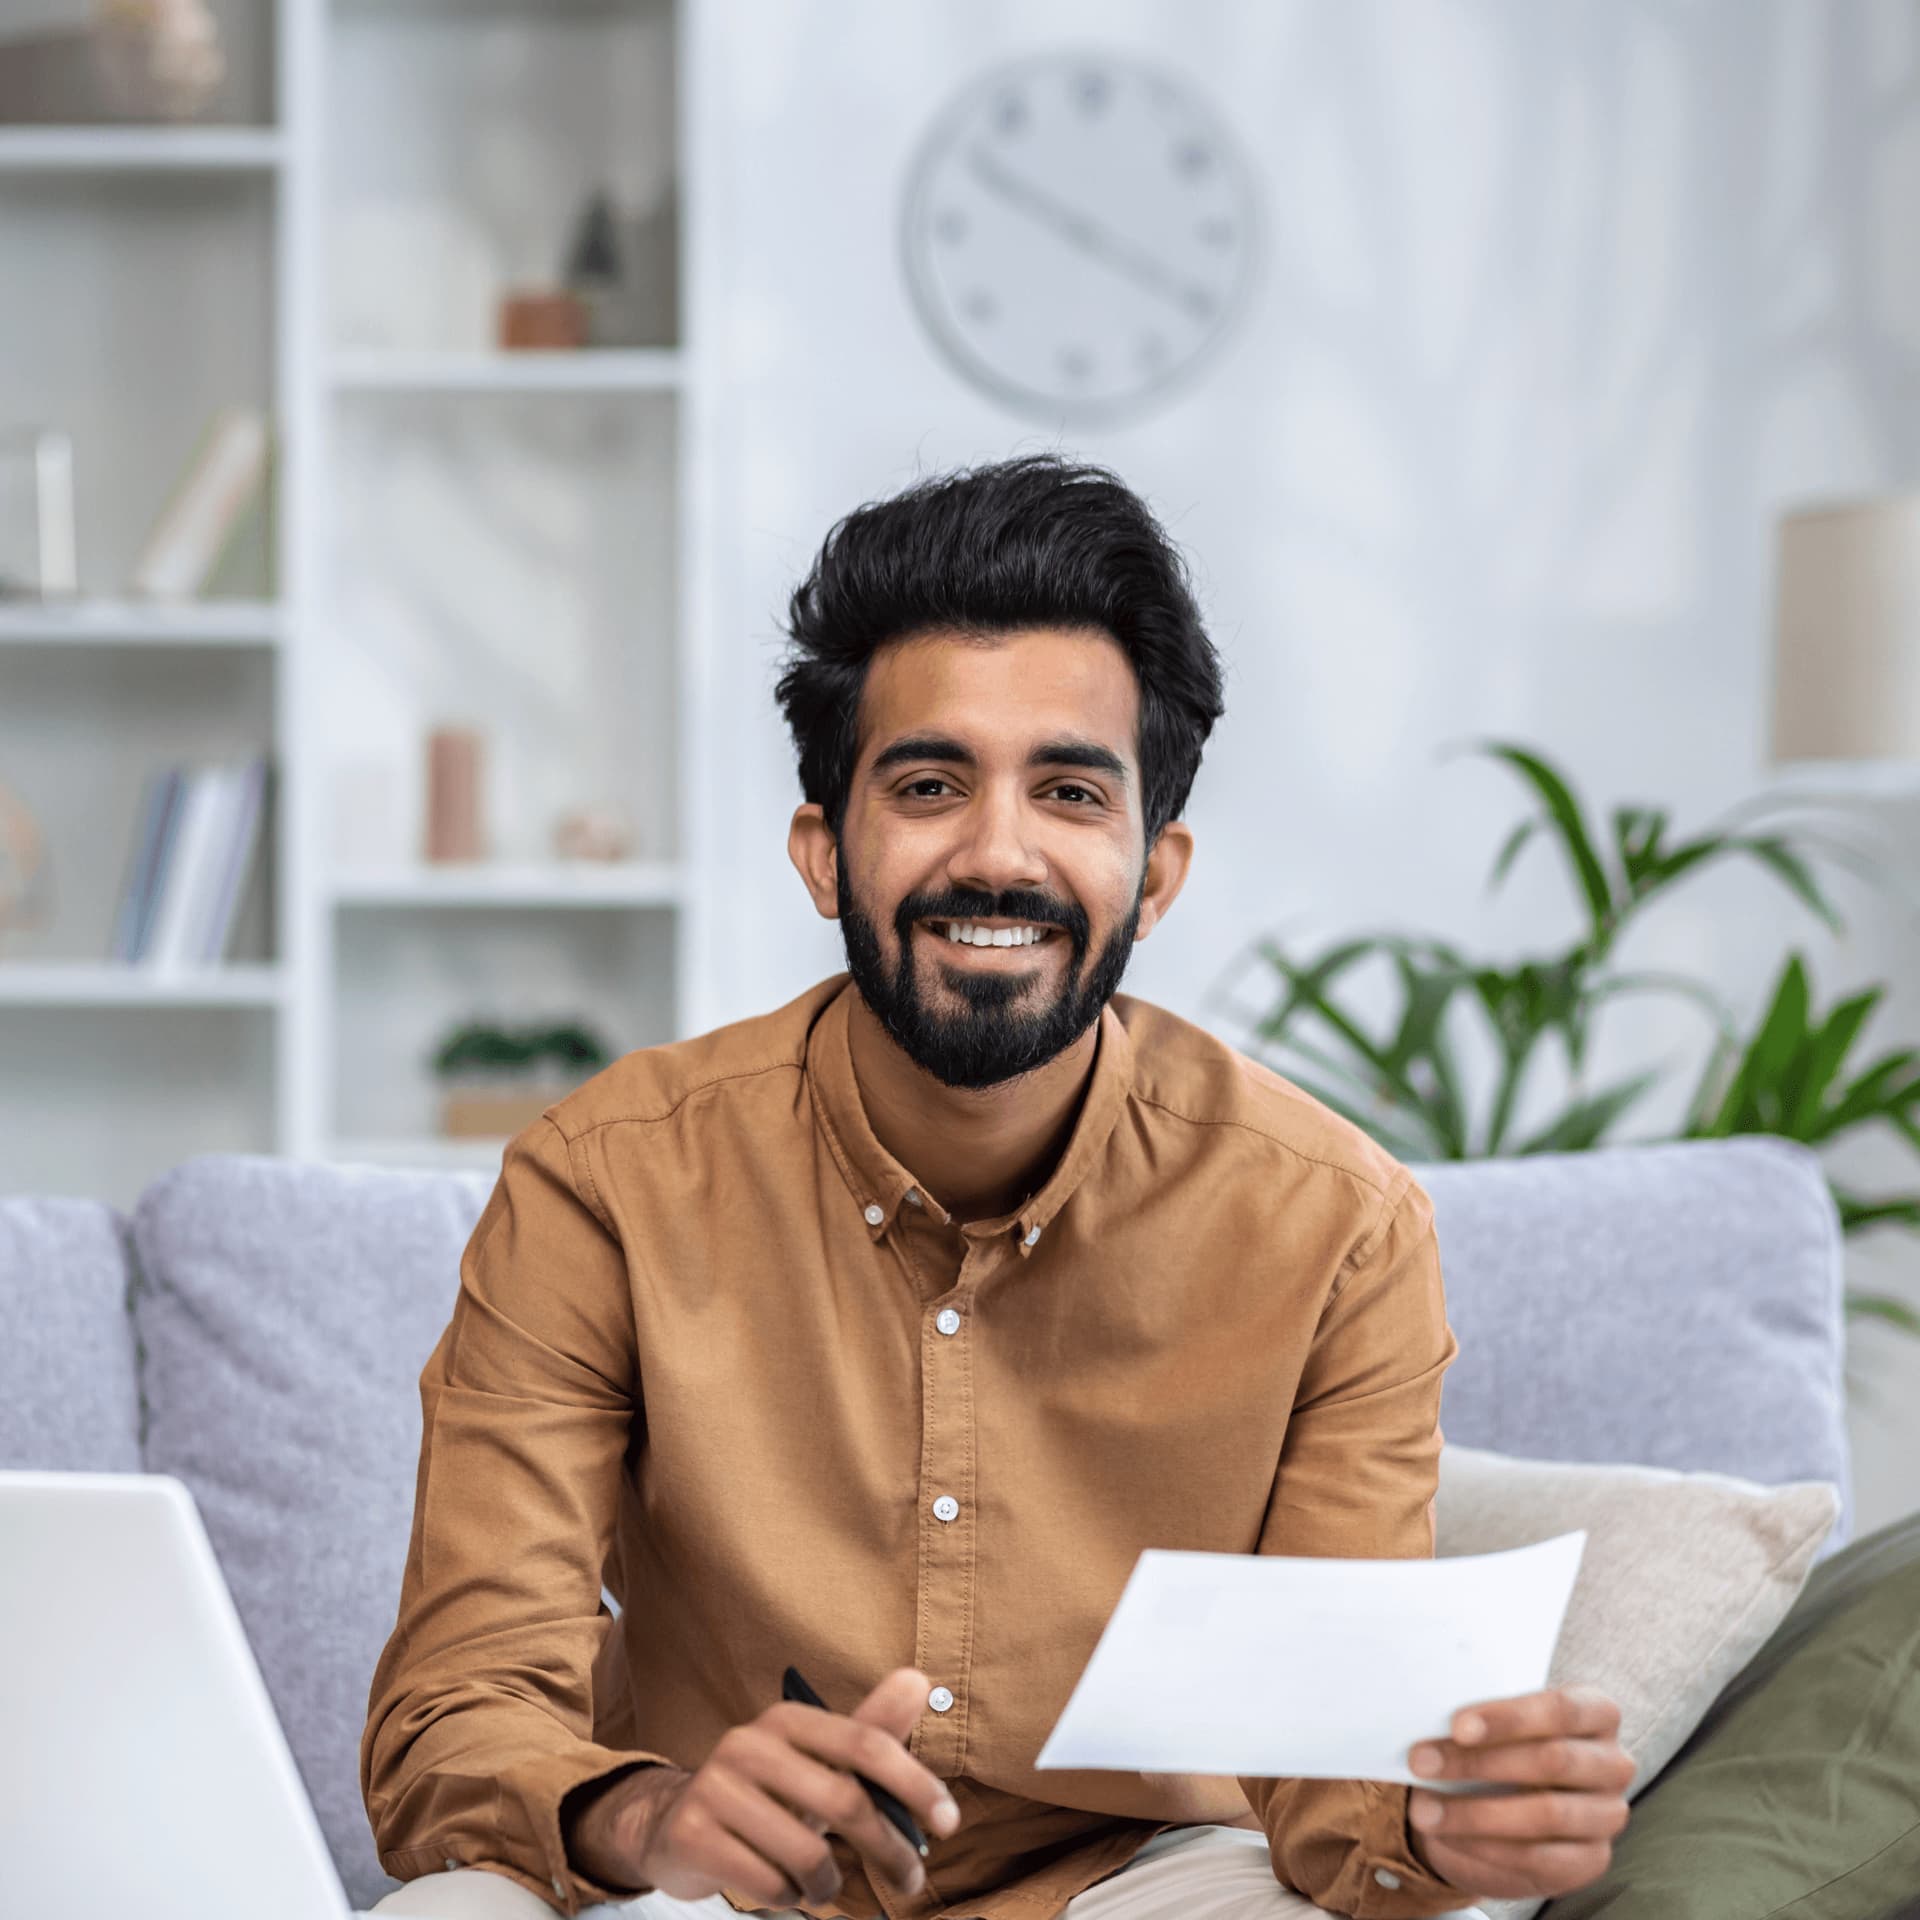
[361, 974, 1471, 1920]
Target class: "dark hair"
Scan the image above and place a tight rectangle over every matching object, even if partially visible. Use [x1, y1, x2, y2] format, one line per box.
[773, 454, 1225, 845]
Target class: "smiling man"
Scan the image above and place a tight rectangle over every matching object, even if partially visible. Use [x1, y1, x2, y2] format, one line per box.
[362, 456, 1631, 1920]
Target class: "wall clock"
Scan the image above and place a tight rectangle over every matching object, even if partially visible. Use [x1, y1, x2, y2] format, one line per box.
[900, 51, 1259, 423]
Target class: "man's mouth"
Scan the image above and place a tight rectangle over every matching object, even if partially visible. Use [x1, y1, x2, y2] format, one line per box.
[923, 918, 1059, 949]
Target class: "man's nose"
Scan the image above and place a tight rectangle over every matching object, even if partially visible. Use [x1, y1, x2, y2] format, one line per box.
[946, 786, 1047, 895]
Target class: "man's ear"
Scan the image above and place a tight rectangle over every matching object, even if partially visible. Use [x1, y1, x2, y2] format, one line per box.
[788, 803, 841, 920]
[1132, 820, 1195, 942]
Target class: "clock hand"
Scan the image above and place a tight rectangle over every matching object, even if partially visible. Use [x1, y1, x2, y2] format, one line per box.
[965, 143, 1217, 319]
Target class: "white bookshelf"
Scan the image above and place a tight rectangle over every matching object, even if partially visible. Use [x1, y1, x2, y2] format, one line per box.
[0, 963, 287, 1008]
[0, 0, 708, 1206]
[0, 127, 284, 172]
[0, 600, 284, 648]
[330, 348, 683, 393]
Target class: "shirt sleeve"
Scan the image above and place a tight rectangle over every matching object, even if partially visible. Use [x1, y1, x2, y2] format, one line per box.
[359, 1114, 681, 1916]
[1237, 1171, 1476, 1920]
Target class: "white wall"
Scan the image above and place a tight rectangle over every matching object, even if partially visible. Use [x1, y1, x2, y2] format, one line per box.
[690, 0, 1920, 1527]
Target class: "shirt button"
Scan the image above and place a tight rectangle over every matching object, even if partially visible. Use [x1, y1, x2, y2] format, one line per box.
[929, 1685, 954, 1712]
[444, 1859, 458, 1872]
[863, 1203, 884, 1226]
[1373, 1868, 1401, 1889]
[935, 1308, 961, 1335]
[906, 1188, 922, 1207]
[1022, 1225, 1041, 1247]
[933, 1494, 959, 1522]
[552, 1874, 567, 1897]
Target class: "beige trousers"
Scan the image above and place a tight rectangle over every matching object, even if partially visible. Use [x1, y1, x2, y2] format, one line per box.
[362, 1822, 1491, 1920]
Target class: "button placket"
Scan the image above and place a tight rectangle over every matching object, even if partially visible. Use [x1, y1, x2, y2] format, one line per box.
[909, 1238, 982, 1777]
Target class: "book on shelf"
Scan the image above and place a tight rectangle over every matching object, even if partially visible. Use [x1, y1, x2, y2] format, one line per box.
[128, 408, 273, 602]
[110, 757, 271, 968]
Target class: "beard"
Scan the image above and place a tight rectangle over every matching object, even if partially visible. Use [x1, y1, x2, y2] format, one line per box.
[837, 862, 1145, 1090]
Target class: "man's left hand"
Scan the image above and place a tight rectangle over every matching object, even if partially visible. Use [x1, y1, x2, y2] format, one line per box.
[1403, 1684, 1634, 1900]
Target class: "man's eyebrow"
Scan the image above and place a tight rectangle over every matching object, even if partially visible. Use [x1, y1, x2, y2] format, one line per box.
[867, 734, 1131, 787]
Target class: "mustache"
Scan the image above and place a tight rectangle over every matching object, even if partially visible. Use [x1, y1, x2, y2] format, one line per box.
[893, 886, 1090, 949]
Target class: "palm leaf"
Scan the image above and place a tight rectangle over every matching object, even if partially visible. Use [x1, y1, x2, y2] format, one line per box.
[1456, 741, 1616, 943]
[1514, 1067, 1664, 1155]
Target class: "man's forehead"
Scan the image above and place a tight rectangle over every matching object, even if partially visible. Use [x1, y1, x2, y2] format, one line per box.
[856, 626, 1140, 763]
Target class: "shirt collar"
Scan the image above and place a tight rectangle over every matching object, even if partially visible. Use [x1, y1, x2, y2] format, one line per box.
[804, 974, 1135, 1258]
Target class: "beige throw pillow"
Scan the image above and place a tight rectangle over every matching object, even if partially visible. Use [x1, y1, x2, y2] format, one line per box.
[1431, 1444, 1841, 1920]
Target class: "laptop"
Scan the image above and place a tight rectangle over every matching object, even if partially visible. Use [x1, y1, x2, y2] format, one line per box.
[0, 1469, 355, 1920]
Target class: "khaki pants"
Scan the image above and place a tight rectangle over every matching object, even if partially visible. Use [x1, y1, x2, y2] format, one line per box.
[363, 1822, 1491, 1920]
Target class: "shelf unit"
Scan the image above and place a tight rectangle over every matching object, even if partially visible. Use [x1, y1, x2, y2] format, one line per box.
[0, 0, 707, 1207]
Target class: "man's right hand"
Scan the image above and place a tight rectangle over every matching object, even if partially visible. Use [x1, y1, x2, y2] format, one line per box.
[566, 1666, 963, 1909]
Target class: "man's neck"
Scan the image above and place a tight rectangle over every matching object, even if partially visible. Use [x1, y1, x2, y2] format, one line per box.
[844, 989, 1099, 1225]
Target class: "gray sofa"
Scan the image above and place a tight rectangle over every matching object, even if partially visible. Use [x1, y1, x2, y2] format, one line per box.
[0, 1136, 1856, 1914]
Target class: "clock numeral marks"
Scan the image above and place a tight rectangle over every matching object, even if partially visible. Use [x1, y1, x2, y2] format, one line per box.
[1073, 69, 1111, 115]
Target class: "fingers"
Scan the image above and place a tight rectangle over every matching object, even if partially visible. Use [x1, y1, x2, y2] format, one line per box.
[1410, 1733, 1636, 1792]
[748, 1724, 931, 1892]
[1402, 1832, 1614, 1884]
[666, 1791, 828, 1911]
[1446, 1684, 1623, 1748]
[1409, 1786, 1630, 1844]
[788, 1677, 961, 1843]
[852, 1664, 938, 1746]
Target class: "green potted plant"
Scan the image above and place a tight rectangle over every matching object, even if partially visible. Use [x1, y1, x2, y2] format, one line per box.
[1216, 742, 1920, 1360]
[429, 1016, 614, 1138]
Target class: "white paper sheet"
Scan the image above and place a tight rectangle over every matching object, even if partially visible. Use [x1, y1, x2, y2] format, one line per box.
[1035, 1532, 1587, 1791]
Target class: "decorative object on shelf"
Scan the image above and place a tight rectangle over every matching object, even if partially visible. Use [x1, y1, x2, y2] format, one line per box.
[551, 804, 636, 863]
[0, 774, 52, 942]
[900, 51, 1260, 423]
[0, 0, 222, 125]
[109, 755, 270, 966]
[564, 187, 665, 349]
[91, 0, 225, 123]
[129, 407, 271, 601]
[423, 726, 487, 863]
[0, 428, 78, 602]
[497, 289, 588, 352]
[1212, 740, 1920, 1367]
[430, 1017, 614, 1137]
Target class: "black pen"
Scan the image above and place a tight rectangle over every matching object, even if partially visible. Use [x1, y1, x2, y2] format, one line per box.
[782, 1665, 930, 1858]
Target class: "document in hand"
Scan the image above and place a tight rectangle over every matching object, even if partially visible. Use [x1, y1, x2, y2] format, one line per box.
[1035, 1532, 1587, 1793]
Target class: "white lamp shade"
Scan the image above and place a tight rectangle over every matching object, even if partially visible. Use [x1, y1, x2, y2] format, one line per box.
[1771, 495, 1920, 764]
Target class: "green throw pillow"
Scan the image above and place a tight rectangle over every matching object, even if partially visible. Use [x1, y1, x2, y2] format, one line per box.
[1538, 1506, 1920, 1920]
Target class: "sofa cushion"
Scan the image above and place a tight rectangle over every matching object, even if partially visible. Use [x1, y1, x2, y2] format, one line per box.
[1534, 1504, 1920, 1920]
[130, 1153, 492, 1911]
[0, 1196, 142, 1472]
[1434, 1442, 1841, 1920]
[1414, 1137, 1853, 1557]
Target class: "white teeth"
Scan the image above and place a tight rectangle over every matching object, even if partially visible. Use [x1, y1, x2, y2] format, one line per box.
[940, 921, 1049, 947]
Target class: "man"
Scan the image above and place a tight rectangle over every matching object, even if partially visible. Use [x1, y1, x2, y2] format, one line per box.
[361, 456, 1632, 1920]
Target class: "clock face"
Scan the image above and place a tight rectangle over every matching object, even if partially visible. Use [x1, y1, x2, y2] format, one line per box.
[901, 52, 1259, 422]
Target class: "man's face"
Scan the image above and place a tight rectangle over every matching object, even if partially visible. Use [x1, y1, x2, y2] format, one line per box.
[828, 625, 1155, 1089]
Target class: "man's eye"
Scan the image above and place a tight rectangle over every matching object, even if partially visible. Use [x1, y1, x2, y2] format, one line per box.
[904, 778, 953, 798]
[1050, 784, 1098, 805]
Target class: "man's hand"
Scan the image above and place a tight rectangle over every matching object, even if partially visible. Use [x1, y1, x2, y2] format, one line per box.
[1402, 1684, 1633, 1900]
[568, 1667, 962, 1910]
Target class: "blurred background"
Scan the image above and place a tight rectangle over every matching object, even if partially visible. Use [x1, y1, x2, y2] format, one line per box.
[3, 0, 1919, 1525]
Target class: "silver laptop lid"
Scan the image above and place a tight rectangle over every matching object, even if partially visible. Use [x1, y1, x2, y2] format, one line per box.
[0, 1470, 352, 1920]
